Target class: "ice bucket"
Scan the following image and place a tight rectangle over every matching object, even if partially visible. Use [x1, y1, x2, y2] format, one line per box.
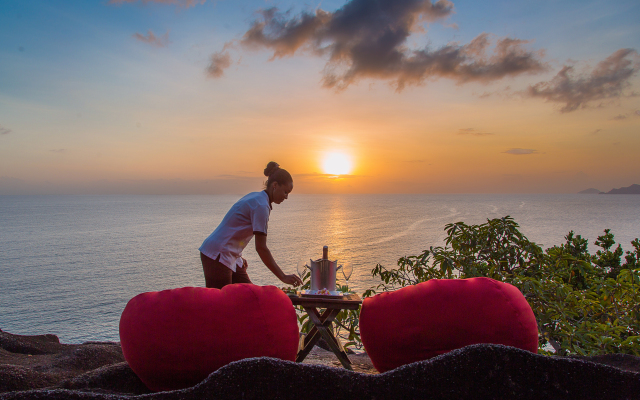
[309, 259, 339, 291]
[308, 246, 340, 292]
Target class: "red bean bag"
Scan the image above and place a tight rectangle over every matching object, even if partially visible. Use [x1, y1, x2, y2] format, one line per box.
[359, 277, 538, 372]
[119, 284, 299, 391]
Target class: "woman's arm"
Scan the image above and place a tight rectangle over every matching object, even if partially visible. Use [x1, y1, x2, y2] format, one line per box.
[255, 234, 303, 286]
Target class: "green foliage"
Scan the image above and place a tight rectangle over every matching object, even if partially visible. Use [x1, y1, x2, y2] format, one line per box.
[367, 216, 640, 356]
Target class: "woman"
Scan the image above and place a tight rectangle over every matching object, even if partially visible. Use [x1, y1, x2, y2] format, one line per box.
[199, 161, 303, 289]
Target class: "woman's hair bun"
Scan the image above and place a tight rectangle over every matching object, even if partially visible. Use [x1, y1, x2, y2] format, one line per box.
[264, 161, 280, 177]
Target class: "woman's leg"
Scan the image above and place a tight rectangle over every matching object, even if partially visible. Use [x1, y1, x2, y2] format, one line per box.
[232, 259, 252, 284]
[201, 253, 232, 289]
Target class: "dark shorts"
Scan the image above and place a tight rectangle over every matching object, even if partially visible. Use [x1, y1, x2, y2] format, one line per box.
[200, 252, 252, 289]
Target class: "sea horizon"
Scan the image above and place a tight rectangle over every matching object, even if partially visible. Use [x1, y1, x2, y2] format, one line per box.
[1, 193, 639, 343]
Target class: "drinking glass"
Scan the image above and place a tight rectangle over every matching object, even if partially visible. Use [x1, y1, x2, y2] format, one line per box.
[341, 262, 353, 282]
[296, 259, 308, 279]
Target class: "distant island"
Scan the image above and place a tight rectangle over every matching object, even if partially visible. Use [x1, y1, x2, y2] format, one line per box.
[606, 183, 640, 194]
[578, 188, 602, 194]
[578, 184, 640, 194]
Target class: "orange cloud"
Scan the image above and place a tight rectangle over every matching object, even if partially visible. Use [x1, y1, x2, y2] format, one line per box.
[133, 30, 170, 47]
[457, 128, 493, 136]
[504, 148, 538, 155]
[207, 51, 232, 77]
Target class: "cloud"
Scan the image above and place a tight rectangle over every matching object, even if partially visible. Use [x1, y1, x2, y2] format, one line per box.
[0, 126, 11, 135]
[636, 110, 640, 116]
[212, 0, 546, 90]
[504, 148, 537, 155]
[610, 114, 627, 120]
[457, 128, 493, 136]
[474, 85, 512, 99]
[108, 0, 204, 8]
[591, 128, 603, 135]
[133, 30, 169, 47]
[527, 49, 640, 113]
[207, 51, 232, 77]
[50, 149, 66, 154]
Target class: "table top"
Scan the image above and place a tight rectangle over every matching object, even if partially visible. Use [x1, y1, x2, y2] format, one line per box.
[287, 292, 362, 309]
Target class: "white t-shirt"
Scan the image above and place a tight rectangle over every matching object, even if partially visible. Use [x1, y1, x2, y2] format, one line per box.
[199, 191, 271, 272]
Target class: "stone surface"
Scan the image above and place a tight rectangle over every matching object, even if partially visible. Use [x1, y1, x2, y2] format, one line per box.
[2, 330, 640, 400]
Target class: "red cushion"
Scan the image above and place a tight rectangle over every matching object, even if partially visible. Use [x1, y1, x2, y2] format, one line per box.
[359, 277, 538, 372]
[119, 284, 299, 391]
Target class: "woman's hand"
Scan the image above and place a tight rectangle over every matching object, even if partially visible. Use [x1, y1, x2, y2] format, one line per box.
[255, 235, 303, 287]
[280, 273, 303, 287]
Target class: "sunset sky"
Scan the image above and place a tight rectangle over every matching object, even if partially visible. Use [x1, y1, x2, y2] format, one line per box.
[1, 0, 639, 194]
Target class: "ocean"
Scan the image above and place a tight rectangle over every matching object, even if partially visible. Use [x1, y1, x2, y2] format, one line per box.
[1, 193, 639, 343]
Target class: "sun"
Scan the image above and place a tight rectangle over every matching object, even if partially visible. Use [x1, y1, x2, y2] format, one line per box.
[322, 152, 353, 175]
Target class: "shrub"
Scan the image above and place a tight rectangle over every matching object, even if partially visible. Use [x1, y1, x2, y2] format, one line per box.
[365, 216, 640, 356]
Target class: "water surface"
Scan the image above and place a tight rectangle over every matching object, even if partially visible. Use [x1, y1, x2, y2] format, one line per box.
[1, 194, 638, 342]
